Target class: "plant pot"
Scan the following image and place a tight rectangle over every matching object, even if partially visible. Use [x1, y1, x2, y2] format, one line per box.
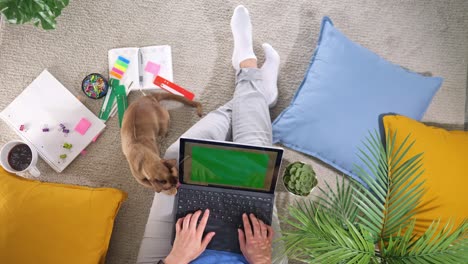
[282, 161, 318, 197]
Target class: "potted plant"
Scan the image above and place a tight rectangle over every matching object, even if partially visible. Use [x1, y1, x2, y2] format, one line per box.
[283, 162, 318, 196]
[0, 0, 70, 30]
[280, 132, 467, 263]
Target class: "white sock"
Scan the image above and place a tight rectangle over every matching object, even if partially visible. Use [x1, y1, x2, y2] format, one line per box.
[261, 43, 280, 108]
[231, 5, 256, 70]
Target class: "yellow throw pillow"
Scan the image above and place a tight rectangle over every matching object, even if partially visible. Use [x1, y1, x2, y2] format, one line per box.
[383, 115, 468, 234]
[0, 168, 127, 264]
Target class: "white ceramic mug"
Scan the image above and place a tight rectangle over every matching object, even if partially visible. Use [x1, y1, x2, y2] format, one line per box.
[0, 140, 40, 177]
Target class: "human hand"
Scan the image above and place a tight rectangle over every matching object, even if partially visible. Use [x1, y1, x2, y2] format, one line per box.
[238, 213, 273, 264]
[164, 209, 216, 264]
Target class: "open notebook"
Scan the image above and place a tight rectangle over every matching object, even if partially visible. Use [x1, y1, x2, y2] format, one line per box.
[0, 70, 106, 172]
[108, 45, 173, 91]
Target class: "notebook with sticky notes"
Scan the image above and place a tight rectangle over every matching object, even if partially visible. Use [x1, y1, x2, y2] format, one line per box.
[99, 45, 173, 122]
[107, 45, 173, 91]
[0, 69, 106, 172]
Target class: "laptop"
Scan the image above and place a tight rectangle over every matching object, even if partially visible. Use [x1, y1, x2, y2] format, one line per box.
[173, 137, 283, 253]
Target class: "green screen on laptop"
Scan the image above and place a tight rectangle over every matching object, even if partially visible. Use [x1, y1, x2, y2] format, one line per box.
[182, 142, 280, 192]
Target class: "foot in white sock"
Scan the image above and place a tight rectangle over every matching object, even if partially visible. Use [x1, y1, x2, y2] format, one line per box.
[261, 43, 280, 108]
[231, 5, 256, 70]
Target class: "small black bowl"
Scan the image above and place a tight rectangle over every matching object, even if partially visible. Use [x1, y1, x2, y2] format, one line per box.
[81, 73, 109, 99]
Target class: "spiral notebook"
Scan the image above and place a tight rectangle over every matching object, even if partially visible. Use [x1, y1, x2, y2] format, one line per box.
[108, 45, 173, 91]
[0, 70, 106, 172]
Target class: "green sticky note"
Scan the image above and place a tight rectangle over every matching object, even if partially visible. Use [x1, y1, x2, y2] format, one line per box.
[116, 59, 129, 69]
[114, 82, 128, 127]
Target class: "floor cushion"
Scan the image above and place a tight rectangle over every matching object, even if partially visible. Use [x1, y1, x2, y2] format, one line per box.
[0, 168, 127, 264]
[383, 115, 467, 234]
[272, 16, 442, 182]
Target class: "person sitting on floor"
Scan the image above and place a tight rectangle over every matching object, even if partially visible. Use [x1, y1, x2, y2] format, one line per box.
[138, 5, 282, 264]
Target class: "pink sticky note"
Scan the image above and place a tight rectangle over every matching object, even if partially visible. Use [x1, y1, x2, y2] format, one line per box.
[144, 61, 161, 76]
[80, 150, 87, 156]
[92, 133, 100, 142]
[74, 118, 92, 135]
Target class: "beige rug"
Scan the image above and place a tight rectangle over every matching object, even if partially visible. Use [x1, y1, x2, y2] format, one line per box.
[0, 1, 467, 263]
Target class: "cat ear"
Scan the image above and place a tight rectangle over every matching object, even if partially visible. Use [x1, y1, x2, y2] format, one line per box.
[162, 159, 177, 169]
[162, 159, 178, 176]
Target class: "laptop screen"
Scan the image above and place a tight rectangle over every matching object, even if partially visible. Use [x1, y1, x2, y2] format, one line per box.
[179, 138, 283, 193]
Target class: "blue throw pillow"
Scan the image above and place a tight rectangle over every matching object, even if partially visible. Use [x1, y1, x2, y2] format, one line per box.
[272, 17, 442, 182]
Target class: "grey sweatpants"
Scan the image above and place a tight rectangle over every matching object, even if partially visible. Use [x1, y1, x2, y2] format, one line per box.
[137, 69, 287, 263]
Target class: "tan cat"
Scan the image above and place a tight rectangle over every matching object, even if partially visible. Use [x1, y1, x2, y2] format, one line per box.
[121, 92, 202, 195]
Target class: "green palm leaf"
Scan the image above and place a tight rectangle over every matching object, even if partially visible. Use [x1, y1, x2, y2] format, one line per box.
[282, 201, 376, 263]
[383, 220, 468, 263]
[315, 175, 361, 224]
[353, 130, 425, 241]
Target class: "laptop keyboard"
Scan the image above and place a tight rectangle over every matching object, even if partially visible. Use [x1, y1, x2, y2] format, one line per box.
[176, 188, 273, 227]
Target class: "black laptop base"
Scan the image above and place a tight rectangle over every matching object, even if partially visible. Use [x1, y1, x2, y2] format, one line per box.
[173, 184, 274, 254]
